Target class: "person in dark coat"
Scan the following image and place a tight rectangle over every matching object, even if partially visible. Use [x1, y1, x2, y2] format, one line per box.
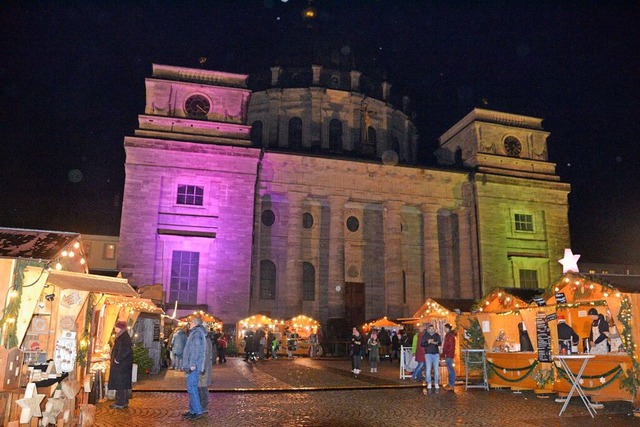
[557, 315, 579, 353]
[108, 320, 133, 409]
[518, 322, 534, 352]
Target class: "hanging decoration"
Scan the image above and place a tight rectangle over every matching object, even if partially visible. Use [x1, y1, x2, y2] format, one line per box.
[617, 296, 640, 397]
[77, 294, 95, 368]
[487, 359, 538, 383]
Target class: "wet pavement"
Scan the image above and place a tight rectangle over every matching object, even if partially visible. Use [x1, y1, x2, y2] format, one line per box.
[94, 356, 638, 426]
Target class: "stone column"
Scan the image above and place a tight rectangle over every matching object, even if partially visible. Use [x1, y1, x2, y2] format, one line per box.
[422, 203, 442, 298]
[383, 201, 404, 317]
[284, 192, 306, 314]
[327, 195, 348, 318]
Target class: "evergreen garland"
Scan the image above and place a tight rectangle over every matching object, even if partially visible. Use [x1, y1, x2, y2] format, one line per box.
[77, 293, 95, 368]
[617, 296, 640, 398]
[0, 260, 43, 348]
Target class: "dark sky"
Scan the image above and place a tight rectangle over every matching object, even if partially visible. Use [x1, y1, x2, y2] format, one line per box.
[1, 1, 639, 264]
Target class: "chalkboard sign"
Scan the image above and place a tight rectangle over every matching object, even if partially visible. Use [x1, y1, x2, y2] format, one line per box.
[555, 292, 567, 304]
[153, 323, 160, 342]
[535, 312, 552, 362]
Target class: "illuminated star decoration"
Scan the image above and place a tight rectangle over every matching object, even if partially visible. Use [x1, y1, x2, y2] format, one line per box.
[558, 248, 580, 274]
[15, 383, 45, 423]
[46, 389, 65, 416]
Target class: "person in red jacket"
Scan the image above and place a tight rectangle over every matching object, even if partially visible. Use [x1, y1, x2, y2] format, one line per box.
[442, 323, 456, 390]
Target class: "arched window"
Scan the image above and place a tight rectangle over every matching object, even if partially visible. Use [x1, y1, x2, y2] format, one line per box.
[259, 260, 276, 300]
[250, 121, 263, 146]
[302, 262, 315, 301]
[329, 119, 342, 151]
[288, 117, 302, 149]
[367, 126, 377, 144]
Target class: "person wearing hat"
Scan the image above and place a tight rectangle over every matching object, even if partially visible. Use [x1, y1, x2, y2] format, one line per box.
[557, 315, 579, 354]
[108, 320, 133, 409]
[181, 315, 207, 420]
[588, 308, 610, 354]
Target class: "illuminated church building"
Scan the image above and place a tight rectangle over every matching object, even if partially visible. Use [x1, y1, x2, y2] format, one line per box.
[118, 63, 570, 327]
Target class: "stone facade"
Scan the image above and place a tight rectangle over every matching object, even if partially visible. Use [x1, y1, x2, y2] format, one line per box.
[118, 64, 570, 327]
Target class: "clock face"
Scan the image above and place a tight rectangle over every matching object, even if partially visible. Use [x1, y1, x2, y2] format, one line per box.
[504, 136, 522, 157]
[184, 95, 210, 119]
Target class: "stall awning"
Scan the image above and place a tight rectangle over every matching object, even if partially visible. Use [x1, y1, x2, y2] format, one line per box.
[104, 295, 164, 314]
[44, 269, 138, 296]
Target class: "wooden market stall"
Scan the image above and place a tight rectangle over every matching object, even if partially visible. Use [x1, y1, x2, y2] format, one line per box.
[362, 316, 400, 334]
[180, 311, 223, 331]
[407, 298, 475, 378]
[236, 314, 282, 354]
[544, 273, 640, 409]
[284, 315, 320, 356]
[0, 261, 160, 426]
[457, 287, 550, 392]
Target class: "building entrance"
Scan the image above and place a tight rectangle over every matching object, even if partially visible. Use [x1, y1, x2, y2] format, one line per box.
[344, 282, 365, 328]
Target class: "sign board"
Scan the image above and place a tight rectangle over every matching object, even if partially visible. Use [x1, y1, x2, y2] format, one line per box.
[535, 312, 552, 362]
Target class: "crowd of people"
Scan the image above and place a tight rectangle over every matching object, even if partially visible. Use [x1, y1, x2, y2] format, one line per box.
[241, 326, 320, 362]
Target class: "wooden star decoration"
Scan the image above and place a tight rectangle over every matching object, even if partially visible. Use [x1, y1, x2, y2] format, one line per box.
[15, 383, 45, 423]
[41, 410, 57, 426]
[45, 392, 65, 416]
[558, 248, 580, 273]
[61, 379, 82, 400]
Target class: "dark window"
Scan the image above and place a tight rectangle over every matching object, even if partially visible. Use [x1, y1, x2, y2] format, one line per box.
[302, 262, 315, 301]
[367, 126, 376, 143]
[402, 270, 407, 304]
[303, 212, 314, 229]
[251, 120, 263, 146]
[346, 216, 359, 232]
[329, 119, 343, 151]
[288, 117, 302, 149]
[170, 251, 199, 304]
[260, 260, 276, 300]
[261, 210, 276, 226]
[519, 269, 538, 289]
[514, 214, 534, 232]
[177, 185, 204, 206]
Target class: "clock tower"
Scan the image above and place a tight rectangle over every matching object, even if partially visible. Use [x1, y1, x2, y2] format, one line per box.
[436, 108, 559, 182]
[436, 108, 570, 295]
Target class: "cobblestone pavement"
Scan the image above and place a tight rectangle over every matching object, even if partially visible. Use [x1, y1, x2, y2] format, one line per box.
[94, 357, 638, 427]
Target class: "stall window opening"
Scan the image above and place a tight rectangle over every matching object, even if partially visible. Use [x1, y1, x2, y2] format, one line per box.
[177, 184, 204, 206]
[514, 213, 534, 232]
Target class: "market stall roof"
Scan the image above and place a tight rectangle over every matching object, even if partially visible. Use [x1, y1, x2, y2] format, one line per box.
[0, 228, 80, 260]
[180, 311, 223, 324]
[288, 315, 320, 327]
[363, 316, 400, 329]
[477, 287, 543, 313]
[104, 294, 164, 314]
[238, 314, 278, 328]
[411, 298, 476, 319]
[45, 269, 138, 296]
[543, 272, 638, 305]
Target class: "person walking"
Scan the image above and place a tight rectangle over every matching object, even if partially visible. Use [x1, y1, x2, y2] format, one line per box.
[367, 331, 381, 373]
[217, 334, 227, 364]
[411, 325, 426, 382]
[420, 324, 442, 390]
[182, 315, 207, 421]
[309, 331, 319, 358]
[108, 320, 133, 409]
[378, 327, 391, 361]
[198, 329, 214, 414]
[171, 327, 187, 370]
[442, 323, 456, 390]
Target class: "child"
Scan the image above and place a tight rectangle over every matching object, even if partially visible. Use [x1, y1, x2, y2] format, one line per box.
[368, 332, 381, 373]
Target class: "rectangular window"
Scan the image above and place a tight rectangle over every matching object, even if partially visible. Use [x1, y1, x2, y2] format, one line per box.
[103, 243, 116, 260]
[176, 185, 204, 206]
[519, 269, 538, 289]
[170, 251, 199, 304]
[514, 213, 534, 232]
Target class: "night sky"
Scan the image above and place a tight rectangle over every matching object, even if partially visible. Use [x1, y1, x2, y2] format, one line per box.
[1, 1, 639, 264]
